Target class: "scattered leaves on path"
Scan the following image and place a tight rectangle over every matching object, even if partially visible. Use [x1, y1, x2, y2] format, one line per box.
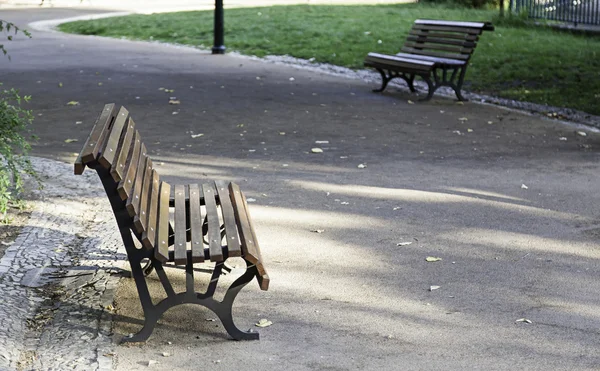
[255, 318, 273, 327]
[515, 318, 532, 324]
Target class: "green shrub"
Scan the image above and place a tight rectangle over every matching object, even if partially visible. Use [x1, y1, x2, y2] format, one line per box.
[0, 86, 37, 221]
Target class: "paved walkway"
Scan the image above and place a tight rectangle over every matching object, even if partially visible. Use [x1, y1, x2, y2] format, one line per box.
[1, 6, 600, 371]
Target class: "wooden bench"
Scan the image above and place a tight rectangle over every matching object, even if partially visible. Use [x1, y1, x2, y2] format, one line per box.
[74, 104, 269, 343]
[364, 19, 494, 101]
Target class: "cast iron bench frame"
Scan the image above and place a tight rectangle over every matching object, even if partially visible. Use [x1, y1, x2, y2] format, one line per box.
[74, 104, 269, 343]
[364, 19, 494, 101]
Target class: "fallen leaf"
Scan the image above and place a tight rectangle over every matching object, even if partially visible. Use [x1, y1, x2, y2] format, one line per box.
[98, 82, 103, 86]
[425, 256, 442, 262]
[340, 201, 349, 205]
[576, 131, 587, 137]
[487, 121, 493, 124]
[1, 241, 13, 246]
[246, 198, 257, 202]
[515, 318, 532, 324]
[396, 242, 412, 246]
[64, 139, 78, 143]
[146, 360, 159, 366]
[559, 137, 567, 141]
[289, 77, 295, 81]
[521, 184, 528, 189]
[169, 100, 180, 105]
[58, 82, 63, 88]
[255, 318, 273, 327]
[357, 164, 367, 169]
[407, 100, 414, 104]
[311, 148, 323, 153]
[205, 318, 216, 322]
[467, 128, 473, 132]
[66, 101, 80, 106]
[315, 140, 329, 144]
[162, 352, 171, 357]
[75, 121, 83, 125]
[191, 134, 204, 138]
[311, 229, 325, 233]
[279, 132, 286, 135]
[456, 101, 464, 105]
[458, 117, 468, 121]
[429, 285, 440, 291]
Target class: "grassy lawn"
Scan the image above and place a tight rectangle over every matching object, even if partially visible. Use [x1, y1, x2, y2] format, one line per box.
[59, 3, 600, 115]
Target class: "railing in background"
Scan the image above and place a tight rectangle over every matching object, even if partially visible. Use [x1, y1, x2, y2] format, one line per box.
[513, 0, 600, 25]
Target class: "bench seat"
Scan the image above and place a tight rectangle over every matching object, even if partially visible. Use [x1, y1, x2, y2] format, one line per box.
[364, 19, 494, 101]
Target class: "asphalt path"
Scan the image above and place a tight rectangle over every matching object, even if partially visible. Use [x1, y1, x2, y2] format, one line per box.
[2, 8, 600, 370]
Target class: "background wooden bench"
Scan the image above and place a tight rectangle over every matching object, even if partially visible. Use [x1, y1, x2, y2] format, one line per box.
[75, 104, 269, 343]
[364, 19, 494, 101]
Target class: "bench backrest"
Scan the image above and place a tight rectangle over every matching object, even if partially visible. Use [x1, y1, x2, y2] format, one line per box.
[74, 104, 163, 249]
[402, 19, 494, 62]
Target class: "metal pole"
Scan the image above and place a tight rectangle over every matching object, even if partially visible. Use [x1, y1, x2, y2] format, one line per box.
[212, 0, 225, 54]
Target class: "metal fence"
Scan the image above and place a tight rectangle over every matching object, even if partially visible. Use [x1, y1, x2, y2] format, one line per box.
[514, 0, 600, 25]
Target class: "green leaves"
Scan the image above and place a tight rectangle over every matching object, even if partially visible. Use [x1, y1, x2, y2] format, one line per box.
[0, 86, 39, 221]
[0, 19, 32, 60]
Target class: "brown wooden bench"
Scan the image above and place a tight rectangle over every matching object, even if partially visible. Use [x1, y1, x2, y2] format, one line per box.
[364, 19, 494, 101]
[74, 104, 269, 343]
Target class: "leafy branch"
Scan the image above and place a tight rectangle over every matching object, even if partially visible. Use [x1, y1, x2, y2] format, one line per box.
[0, 19, 32, 59]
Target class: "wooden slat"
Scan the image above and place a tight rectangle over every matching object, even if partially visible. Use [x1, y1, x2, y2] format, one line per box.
[142, 169, 160, 249]
[173, 184, 187, 265]
[155, 181, 171, 263]
[394, 52, 466, 66]
[202, 183, 223, 262]
[413, 23, 482, 35]
[188, 184, 204, 263]
[80, 103, 117, 164]
[125, 145, 148, 217]
[414, 19, 493, 31]
[404, 41, 473, 55]
[364, 52, 434, 72]
[229, 183, 269, 291]
[110, 118, 136, 182]
[415, 19, 485, 28]
[98, 106, 129, 169]
[215, 182, 242, 258]
[400, 46, 470, 61]
[117, 131, 141, 200]
[407, 35, 476, 48]
[409, 30, 479, 41]
[133, 156, 154, 233]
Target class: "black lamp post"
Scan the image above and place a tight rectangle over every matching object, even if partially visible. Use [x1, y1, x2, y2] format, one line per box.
[212, 0, 225, 54]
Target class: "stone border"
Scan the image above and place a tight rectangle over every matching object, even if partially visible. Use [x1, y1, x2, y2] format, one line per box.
[0, 157, 125, 371]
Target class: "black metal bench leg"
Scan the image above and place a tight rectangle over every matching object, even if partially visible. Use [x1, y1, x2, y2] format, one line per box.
[211, 264, 260, 340]
[419, 75, 436, 101]
[373, 68, 391, 92]
[406, 74, 416, 92]
[454, 67, 468, 102]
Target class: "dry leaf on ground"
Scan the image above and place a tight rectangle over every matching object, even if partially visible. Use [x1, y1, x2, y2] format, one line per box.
[425, 256, 442, 262]
[255, 319, 273, 327]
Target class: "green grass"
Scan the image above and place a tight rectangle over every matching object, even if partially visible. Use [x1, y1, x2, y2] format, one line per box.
[58, 3, 600, 114]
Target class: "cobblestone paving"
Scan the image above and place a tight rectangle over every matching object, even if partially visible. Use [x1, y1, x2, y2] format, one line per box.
[0, 157, 125, 371]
